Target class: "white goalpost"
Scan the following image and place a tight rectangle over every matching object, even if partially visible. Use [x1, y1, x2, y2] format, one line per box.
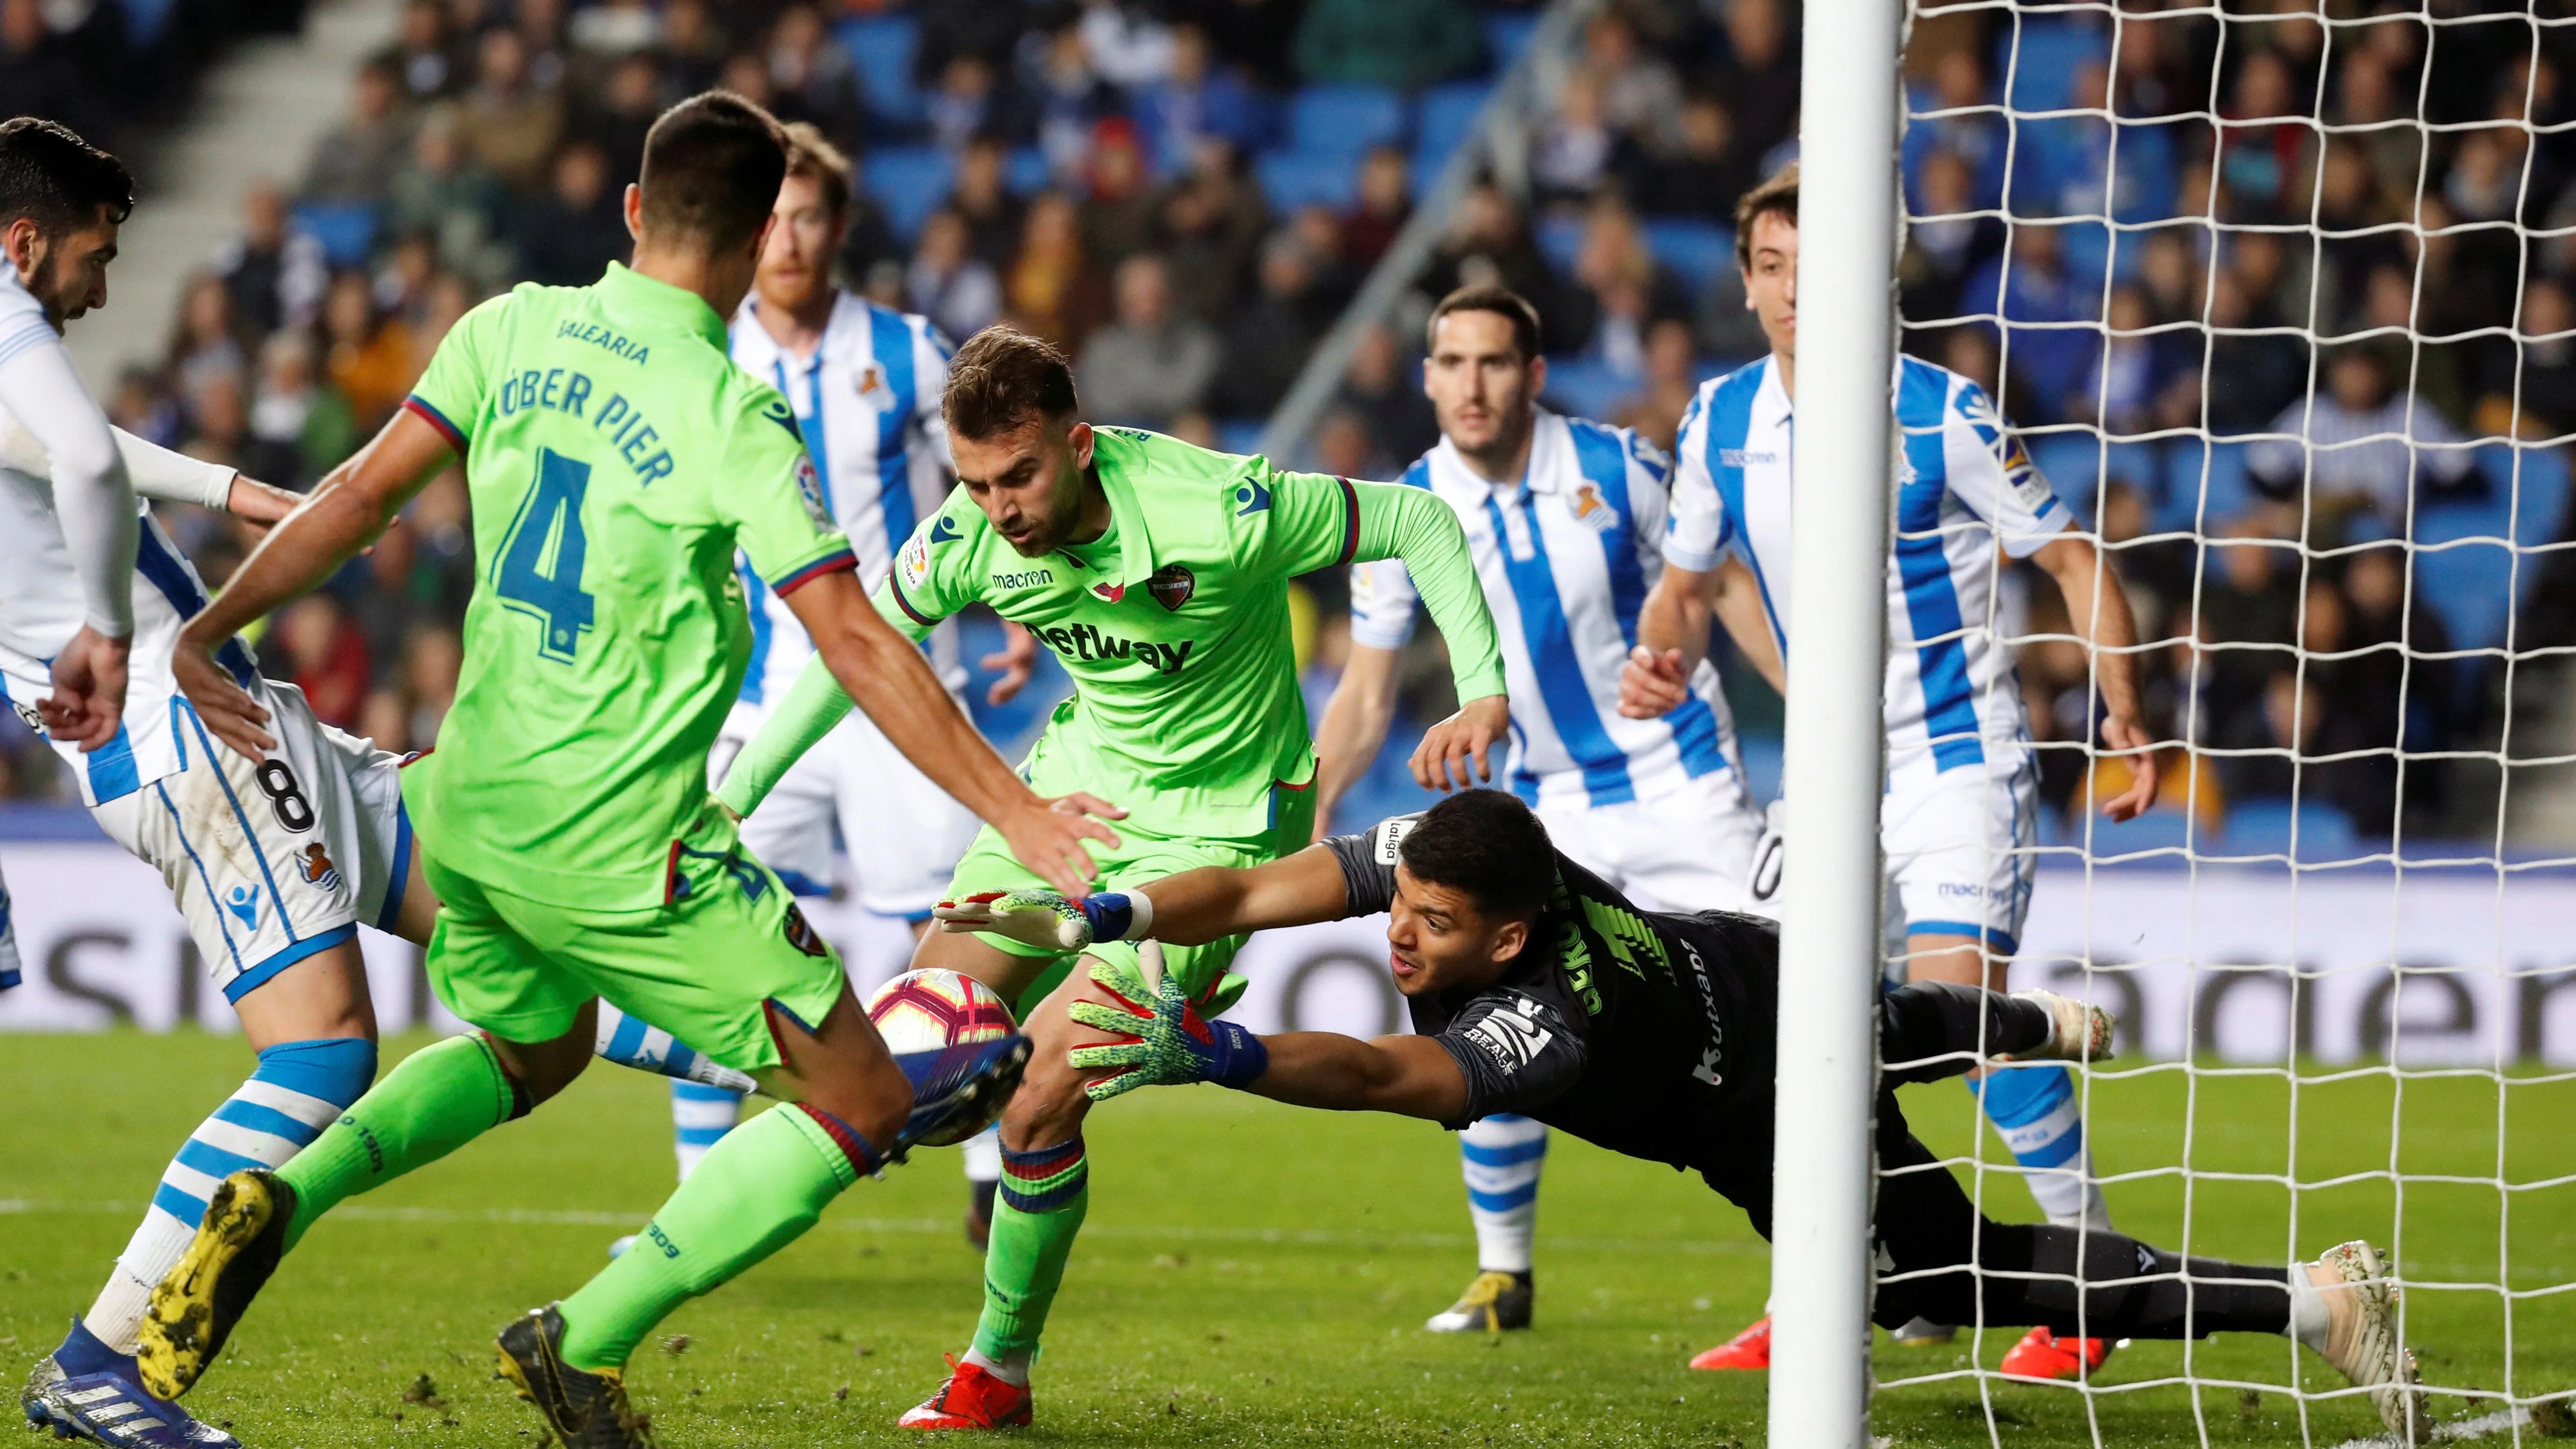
[1778, 0, 2576, 1444]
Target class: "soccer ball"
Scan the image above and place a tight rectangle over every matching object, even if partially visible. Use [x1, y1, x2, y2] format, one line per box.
[865, 968, 1021, 1146]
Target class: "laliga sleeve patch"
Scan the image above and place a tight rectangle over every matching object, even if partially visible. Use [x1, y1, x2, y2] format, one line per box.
[899, 530, 932, 590]
[1373, 813, 1421, 865]
[794, 454, 833, 530]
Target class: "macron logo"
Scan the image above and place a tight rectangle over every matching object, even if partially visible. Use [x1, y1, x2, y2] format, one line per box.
[1719, 449, 1776, 467]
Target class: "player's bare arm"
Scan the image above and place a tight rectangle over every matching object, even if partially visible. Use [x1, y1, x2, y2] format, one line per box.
[1619, 555, 1774, 718]
[1310, 642, 1402, 839]
[781, 568, 1123, 899]
[174, 408, 453, 757]
[1244, 1032, 1469, 1119]
[2030, 528, 2158, 821]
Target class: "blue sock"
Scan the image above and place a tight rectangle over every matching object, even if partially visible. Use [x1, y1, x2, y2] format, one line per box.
[1460, 1114, 1547, 1273]
[670, 1079, 744, 1181]
[595, 1004, 756, 1092]
[78, 1036, 376, 1355]
[1969, 1065, 2110, 1230]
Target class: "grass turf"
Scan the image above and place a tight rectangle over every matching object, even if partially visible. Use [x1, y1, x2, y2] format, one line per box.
[3, 1029, 2570, 1447]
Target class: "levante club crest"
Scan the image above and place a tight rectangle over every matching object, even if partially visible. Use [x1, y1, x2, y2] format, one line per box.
[1149, 565, 1195, 610]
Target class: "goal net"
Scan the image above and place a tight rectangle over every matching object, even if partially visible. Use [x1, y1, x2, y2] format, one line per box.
[1875, 0, 2576, 1442]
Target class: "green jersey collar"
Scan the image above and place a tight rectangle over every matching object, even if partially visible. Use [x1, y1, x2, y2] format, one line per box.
[1079, 433, 1159, 587]
[594, 262, 729, 351]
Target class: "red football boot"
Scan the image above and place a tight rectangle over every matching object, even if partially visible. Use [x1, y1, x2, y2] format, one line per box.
[1688, 1316, 1772, 1370]
[897, 1355, 1033, 1430]
[1998, 1327, 2113, 1380]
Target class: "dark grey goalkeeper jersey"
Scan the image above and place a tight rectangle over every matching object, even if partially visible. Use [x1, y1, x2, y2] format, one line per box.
[1320, 815, 1781, 1170]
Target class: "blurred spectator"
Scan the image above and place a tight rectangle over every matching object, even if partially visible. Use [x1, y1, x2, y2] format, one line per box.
[321, 271, 418, 430]
[1421, 182, 1574, 344]
[2247, 348, 2478, 536]
[1080, 0, 1179, 91]
[1342, 147, 1412, 271]
[1336, 320, 1439, 464]
[1532, 72, 1630, 207]
[215, 183, 328, 339]
[2217, 50, 2312, 222]
[276, 594, 373, 729]
[2080, 286, 2183, 436]
[951, 135, 1026, 269]
[568, 0, 656, 59]
[514, 142, 629, 287]
[1139, 22, 1267, 173]
[1293, 0, 1483, 89]
[930, 55, 1002, 154]
[168, 275, 250, 411]
[1649, 95, 1757, 221]
[1708, 0, 1801, 170]
[1083, 119, 1161, 265]
[1564, 198, 1689, 369]
[457, 28, 567, 194]
[2311, 142, 2403, 328]
[1025, 21, 1113, 181]
[1005, 191, 1109, 351]
[659, 0, 728, 96]
[514, 0, 570, 92]
[1213, 232, 1327, 417]
[2195, 506, 2302, 746]
[1583, 12, 1684, 157]
[765, 5, 865, 152]
[403, 623, 464, 748]
[1159, 174, 1256, 327]
[1190, 0, 1302, 90]
[2507, 277, 2576, 438]
[910, 209, 1006, 343]
[1079, 253, 1220, 428]
[378, 0, 459, 103]
[575, 52, 664, 192]
[1312, 404, 1391, 480]
[246, 331, 356, 488]
[389, 109, 511, 283]
[1901, 148, 2004, 323]
[301, 60, 415, 206]
[1615, 317, 1702, 453]
[0, 0, 96, 141]
[1960, 223, 2098, 423]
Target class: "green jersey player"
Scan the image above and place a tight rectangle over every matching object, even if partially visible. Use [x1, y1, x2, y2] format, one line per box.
[142, 94, 1114, 1448]
[715, 327, 1511, 1428]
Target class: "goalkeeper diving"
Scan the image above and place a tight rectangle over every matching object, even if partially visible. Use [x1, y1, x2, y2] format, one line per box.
[944, 790, 2435, 1442]
[713, 325, 1512, 1429]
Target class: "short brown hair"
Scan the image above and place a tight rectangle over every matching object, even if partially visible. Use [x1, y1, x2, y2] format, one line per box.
[945, 326, 1080, 440]
[781, 120, 852, 219]
[1734, 162, 1799, 270]
[638, 91, 788, 252]
[1427, 285, 1542, 363]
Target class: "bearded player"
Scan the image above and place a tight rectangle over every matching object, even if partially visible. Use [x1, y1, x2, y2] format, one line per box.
[1310, 284, 1771, 1334]
[716, 326, 1512, 1428]
[138, 93, 1113, 1447]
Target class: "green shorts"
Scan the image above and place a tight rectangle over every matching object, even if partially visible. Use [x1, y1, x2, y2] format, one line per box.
[420, 835, 845, 1073]
[952, 785, 1316, 1018]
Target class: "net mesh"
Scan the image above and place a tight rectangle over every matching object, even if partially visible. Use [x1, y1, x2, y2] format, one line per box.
[1878, 0, 2576, 1441]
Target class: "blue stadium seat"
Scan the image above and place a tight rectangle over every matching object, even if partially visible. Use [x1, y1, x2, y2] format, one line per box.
[109, 0, 178, 47]
[838, 14, 924, 131]
[1535, 214, 1584, 277]
[1254, 150, 1359, 212]
[1537, 356, 1631, 421]
[862, 146, 955, 244]
[1996, 18, 2110, 116]
[1414, 81, 1493, 177]
[1288, 84, 1409, 158]
[1481, 11, 1541, 69]
[2055, 808, 2200, 859]
[959, 612, 1066, 760]
[1641, 217, 1734, 298]
[2026, 433, 2102, 515]
[293, 203, 378, 269]
[1005, 147, 1053, 196]
[1215, 417, 1267, 456]
[2221, 799, 2367, 862]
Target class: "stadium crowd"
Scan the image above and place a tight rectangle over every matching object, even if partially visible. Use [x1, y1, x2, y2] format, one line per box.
[5, 0, 2572, 850]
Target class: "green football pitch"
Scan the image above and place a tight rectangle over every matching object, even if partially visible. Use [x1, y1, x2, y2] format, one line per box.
[4, 1030, 2570, 1447]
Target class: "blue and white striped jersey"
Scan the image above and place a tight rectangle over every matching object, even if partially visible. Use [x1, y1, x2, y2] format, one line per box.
[1350, 410, 1742, 811]
[728, 292, 959, 703]
[1665, 354, 2070, 786]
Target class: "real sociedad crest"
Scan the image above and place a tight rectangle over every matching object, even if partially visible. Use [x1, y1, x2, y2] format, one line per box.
[1148, 564, 1196, 611]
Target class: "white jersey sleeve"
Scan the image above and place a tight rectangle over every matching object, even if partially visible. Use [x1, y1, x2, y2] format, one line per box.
[1348, 557, 1420, 649]
[0, 408, 235, 508]
[1662, 387, 1731, 573]
[1621, 428, 1675, 581]
[914, 319, 956, 473]
[1938, 376, 2071, 559]
[0, 270, 133, 636]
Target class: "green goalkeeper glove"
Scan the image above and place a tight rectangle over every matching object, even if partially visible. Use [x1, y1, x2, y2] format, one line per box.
[1066, 948, 1268, 1102]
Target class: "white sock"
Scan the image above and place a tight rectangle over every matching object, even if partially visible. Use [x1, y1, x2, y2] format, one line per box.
[671, 1080, 744, 1182]
[2022, 1141, 2114, 1234]
[964, 1345, 1030, 1387]
[2286, 1264, 2330, 1351]
[1460, 1114, 1547, 1274]
[962, 1124, 1003, 1185]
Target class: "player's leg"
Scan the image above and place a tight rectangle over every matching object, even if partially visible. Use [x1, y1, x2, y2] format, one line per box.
[0, 860, 21, 991]
[831, 707, 996, 1249]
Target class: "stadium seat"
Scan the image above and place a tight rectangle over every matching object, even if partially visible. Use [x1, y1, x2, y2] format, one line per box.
[110, 0, 178, 47]
[1481, 11, 1541, 69]
[1641, 217, 1735, 299]
[1214, 417, 1267, 457]
[292, 202, 378, 270]
[1414, 81, 1494, 178]
[2221, 799, 2366, 863]
[1005, 147, 1053, 196]
[838, 13, 924, 132]
[2026, 433, 2102, 514]
[1287, 84, 1410, 159]
[862, 146, 955, 244]
[1537, 356, 1632, 422]
[1996, 18, 2109, 115]
[1535, 214, 1584, 277]
[1254, 150, 1360, 213]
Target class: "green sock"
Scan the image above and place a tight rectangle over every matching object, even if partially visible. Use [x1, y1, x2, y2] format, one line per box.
[970, 1137, 1090, 1362]
[557, 1104, 859, 1371]
[277, 1034, 518, 1250]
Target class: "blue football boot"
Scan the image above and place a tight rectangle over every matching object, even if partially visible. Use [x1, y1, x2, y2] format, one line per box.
[23, 1320, 239, 1449]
